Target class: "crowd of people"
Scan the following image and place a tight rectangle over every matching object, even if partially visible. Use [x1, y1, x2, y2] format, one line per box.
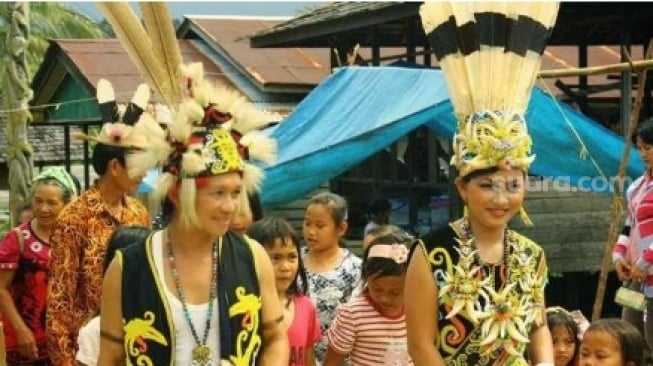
[1, 166, 651, 366]
[4, 2, 653, 366]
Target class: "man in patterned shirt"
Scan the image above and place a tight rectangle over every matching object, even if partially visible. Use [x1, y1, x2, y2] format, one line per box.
[46, 81, 155, 365]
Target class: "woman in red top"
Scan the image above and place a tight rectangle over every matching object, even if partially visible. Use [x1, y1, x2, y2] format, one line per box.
[0, 167, 78, 365]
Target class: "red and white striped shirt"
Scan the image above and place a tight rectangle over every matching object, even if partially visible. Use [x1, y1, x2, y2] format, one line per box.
[327, 294, 412, 366]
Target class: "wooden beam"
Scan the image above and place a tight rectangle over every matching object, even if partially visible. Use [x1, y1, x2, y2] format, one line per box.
[371, 25, 380, 66]
[539, 58, 653, 78]
[554, 80, 584, 106]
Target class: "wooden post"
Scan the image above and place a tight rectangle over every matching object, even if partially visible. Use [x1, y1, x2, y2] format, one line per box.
[0, 321, 6, 366]
[3, 2, 34, 226]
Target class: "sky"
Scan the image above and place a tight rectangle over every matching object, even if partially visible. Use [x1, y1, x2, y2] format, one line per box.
[68, 2, 322, 20]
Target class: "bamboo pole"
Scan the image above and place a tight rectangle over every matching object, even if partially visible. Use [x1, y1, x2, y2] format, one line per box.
[591, 39, 653, 321]
[358, 50, 653, 79]
[540, 58, 653, 78]
[0, 321, 5, 366]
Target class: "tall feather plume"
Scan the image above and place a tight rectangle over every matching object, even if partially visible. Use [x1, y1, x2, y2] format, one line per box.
[97, 2, 177, 108]
[420, 2, 559, 117]
[140, 2, 182, 106]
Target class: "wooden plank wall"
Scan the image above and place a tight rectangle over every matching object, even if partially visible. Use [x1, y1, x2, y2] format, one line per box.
[264, 180, 619, 273]
[511, 181, 617, 273]
[265, 185, 329, 233]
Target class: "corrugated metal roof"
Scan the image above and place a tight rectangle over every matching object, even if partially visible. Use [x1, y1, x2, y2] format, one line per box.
[55, 39, 232, 101]
[185, 17, 331, 86]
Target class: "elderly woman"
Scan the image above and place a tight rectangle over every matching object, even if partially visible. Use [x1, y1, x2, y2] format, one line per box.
[0, 167, 78, 364]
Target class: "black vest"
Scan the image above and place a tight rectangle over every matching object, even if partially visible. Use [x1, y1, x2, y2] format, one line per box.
[120, 231, 262, 366]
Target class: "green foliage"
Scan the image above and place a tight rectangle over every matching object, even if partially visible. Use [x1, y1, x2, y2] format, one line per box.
[0, 216, 10, 240]
[0, 2, 107, 96]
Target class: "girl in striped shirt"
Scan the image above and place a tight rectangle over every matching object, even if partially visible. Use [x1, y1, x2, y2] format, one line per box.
[324, 232, 414, 366]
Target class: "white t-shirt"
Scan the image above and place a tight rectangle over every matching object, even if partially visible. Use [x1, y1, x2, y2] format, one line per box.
[76, 316, 100, 366]
[152, 231, 220, 365]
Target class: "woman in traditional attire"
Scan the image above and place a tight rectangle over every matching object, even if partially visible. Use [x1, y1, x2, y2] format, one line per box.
[94, 3, 286, 364]
[405, 3, 559, 365]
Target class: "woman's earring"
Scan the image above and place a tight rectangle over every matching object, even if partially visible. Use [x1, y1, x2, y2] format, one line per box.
[463, 199, 469, 218]
[519, 206, 533, 226]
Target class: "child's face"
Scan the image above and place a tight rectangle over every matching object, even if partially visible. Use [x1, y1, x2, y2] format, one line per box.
[366, 273, 405, 317]
[265, 237, 299, 294]
[303, 204, 346, 252]
[229, 210, 253, 234]
[552, 325, 576, 366]
[578, 330, 626, 366]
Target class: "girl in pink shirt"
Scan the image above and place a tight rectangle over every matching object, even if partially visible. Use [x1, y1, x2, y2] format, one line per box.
[249, 216, 321, 366]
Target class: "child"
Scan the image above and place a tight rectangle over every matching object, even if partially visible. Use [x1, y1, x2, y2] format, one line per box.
[324, 231, 413, 366]
[363, 224, 405, 250]
[302, 192, 362, 362]
[248, 216, 320, 366]
[75, 226, 151, 366]
[230, 191, 264, 234]
[363, 198, 391, 238]
[579, 318, 648, 366]
[353, 225, 406, 298]
[547, 307, 581, 366]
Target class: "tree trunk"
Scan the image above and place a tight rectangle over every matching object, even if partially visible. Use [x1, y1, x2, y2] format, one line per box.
[3, 2, 33, 227]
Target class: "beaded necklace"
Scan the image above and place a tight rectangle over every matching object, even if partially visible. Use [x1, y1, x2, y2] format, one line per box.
[167, 237, 219, 366]
[460, 219, 511, 289]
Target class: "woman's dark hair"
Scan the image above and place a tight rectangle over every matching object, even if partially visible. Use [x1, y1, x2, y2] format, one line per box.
[104, 226, 151, 274]
[92, 143, 127, 176]
[157, 197, 175, 229]
[249, 191, 264, 222]
[634, 116, 653, 145]
[459, 166, 527, 183]
[369, 198, 391, 215]
[583, 318, 648, 366]
[247, 216, 308, 296]
[546, 308, 580, 366]
[361, 231, 413, 283]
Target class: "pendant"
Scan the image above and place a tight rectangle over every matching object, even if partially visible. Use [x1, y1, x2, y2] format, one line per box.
[191, 344, 214, 366]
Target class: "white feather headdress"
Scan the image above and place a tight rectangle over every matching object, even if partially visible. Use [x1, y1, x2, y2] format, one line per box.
[99, 2, 277, 225]
[420, 2, 559, 177]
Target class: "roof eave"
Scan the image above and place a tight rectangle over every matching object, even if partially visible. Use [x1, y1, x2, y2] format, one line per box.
[250, 2, 421, 48]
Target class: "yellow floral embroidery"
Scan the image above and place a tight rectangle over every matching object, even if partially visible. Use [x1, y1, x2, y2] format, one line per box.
[228, 287, 262, 366]
[123, 311, 168, 366]
[207, 128, 244, 175]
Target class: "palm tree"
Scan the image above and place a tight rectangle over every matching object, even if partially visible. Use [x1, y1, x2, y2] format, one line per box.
[1, 2, 105, 225]
[0, 2, 105, 82]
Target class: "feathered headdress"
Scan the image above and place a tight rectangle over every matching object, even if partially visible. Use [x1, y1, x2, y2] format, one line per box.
[420, 2, 559, 177]
[98, 2, 277, 226]
[74, 79, 162, 160]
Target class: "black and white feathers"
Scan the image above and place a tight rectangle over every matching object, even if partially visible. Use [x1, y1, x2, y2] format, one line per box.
[420, 2, 559, 117]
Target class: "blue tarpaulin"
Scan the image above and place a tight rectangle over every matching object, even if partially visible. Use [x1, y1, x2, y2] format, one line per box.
[261, 66, 644, 207]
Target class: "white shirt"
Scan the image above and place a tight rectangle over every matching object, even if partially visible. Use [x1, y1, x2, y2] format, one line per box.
[76, 316, 100, 366]
[152, 231, 220, 365]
